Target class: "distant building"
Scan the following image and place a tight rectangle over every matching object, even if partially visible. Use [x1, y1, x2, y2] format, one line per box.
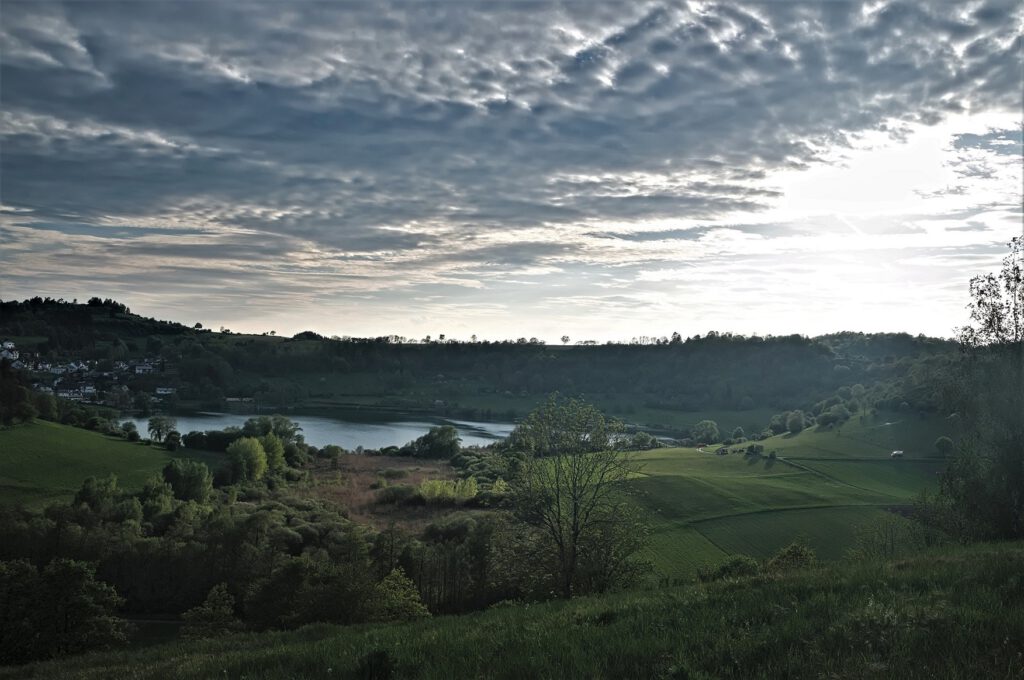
[155, 387, 177, 395]
[0, 349, 19, 361]
[135, 363, 154, 375]
[1, 341, 15, 350]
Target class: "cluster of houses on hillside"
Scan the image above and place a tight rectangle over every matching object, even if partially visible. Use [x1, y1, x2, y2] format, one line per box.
[1, 339, 177, 404]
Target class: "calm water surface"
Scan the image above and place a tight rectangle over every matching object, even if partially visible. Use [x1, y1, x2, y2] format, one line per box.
[124, 412, 514, 450]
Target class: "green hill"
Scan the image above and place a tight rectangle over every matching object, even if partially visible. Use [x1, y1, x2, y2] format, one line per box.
[0, 421, 224, 507]
[630, 412, 952, 578]
[3, 542, 1020, 680]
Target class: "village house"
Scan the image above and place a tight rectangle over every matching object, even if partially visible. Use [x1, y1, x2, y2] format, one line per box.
[135, 363, 154, 375]
[1, 340, 15, 350]
[155, 386, 177, 396]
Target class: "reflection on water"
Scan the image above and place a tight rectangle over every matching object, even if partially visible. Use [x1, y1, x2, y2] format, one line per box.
[123, 412, 514, 450]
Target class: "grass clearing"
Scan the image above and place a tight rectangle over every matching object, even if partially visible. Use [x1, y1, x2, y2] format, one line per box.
[695, 506, 890, 560]
[0, 421, 225, 507]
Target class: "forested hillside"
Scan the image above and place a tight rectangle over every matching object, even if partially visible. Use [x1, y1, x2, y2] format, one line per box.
[0, 298, 957, 424]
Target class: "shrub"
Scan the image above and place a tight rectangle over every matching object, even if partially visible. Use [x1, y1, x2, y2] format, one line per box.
[700, 554, 760, 581]
[376, 485, 419, 505]
[934, 436, 954, 457]
[318, 444, 345, 459]
[182, 584, 241, 639]
[373, 568, 430, 622]
[381, 468, 408, 480]
[766, 542, 817, 572]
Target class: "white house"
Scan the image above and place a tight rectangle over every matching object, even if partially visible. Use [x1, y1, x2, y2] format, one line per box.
[155, 386, 176, 395]
[0, 349, 19, 361]
[135, 363, 154, 375]
[1, 341, 15, 350]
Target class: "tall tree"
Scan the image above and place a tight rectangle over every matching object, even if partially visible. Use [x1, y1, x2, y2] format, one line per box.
[508, 395, 646, 598]
[147, 415, 177, 442]
[226, 437, 268, 482]
[928, 237, 1024, 540]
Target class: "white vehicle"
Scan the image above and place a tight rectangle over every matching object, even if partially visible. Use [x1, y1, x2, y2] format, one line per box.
[890, 450, 904, 458]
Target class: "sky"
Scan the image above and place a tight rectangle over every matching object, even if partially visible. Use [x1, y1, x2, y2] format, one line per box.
[1, 1, 1022, 342]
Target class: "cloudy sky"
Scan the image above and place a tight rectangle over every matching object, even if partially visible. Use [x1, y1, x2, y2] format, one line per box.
[2, 1, 1022, 341]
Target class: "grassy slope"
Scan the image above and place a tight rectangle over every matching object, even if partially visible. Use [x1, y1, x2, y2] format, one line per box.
[631, 412, 954, 579]
[0, 421, 225, 507]
[4, 543, 1021, 680]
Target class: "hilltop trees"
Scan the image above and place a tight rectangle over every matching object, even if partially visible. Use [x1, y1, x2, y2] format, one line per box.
[508, 395, 647, 598]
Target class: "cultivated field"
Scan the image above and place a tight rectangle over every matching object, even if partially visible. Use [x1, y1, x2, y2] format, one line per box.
[630, 412, 952, 579]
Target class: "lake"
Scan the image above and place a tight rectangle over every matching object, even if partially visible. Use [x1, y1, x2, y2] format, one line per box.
[123, 412, 515, 450]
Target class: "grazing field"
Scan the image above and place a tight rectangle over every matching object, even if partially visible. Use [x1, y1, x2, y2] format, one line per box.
[630, 413, 948, 578]
[765, 411, 957, 460]
[5, 543, 1020, 680]
[695, 506, 889, 560]
[0, 421, 225, 507]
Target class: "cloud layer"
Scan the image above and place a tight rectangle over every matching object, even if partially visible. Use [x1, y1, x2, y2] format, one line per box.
[2, 1, 1022, 339]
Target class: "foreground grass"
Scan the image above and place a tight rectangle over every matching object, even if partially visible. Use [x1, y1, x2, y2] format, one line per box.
[4, 542, 1021, 680]
[0, 421, 224, 507]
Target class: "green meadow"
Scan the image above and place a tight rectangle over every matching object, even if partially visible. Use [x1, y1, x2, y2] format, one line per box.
[0, 421, 225, 507]
[630, 412, 952, 579]
[5, 542, 1020, 680]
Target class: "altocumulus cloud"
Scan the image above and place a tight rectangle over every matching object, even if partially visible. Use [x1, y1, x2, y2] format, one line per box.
[0, 1, 1021, 339]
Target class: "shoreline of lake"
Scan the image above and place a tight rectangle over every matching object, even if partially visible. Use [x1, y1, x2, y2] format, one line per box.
[123, 411, 514, 450]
